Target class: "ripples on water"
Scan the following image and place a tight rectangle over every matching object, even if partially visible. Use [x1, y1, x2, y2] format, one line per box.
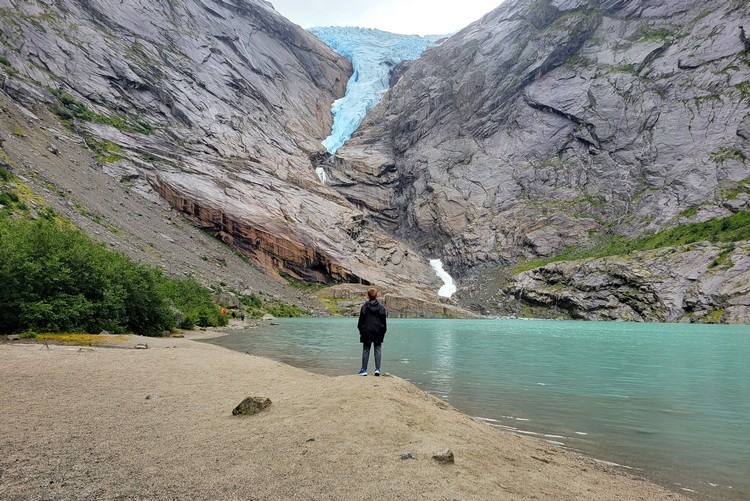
[205, 318, 750, 501]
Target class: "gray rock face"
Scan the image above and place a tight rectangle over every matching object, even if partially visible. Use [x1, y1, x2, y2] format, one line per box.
[0, 0, 445, 301]
[329, 0, 750, 279]
[503, 242, 750, 323]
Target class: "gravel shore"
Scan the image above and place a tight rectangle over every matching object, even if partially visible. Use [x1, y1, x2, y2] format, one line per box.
[0, 332, 685, 500]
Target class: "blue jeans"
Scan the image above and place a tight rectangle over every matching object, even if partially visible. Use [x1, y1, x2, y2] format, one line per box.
[361, 342, 382, 370]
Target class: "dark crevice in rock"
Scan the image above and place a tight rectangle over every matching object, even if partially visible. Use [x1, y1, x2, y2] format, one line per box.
[741, 26, 750, 53]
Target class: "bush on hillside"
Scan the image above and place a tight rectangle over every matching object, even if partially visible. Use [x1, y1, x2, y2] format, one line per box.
[158, 277, 228, 329]
[0, 216, 226, 336]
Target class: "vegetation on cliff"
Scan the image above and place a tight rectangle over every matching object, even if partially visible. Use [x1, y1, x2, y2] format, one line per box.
[515, 210, 750, 273]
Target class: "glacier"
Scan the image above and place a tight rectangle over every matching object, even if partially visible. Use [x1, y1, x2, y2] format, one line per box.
[309, 27, 441, 154]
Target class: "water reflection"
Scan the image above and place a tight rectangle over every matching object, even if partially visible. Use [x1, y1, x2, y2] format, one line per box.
[424, 321, 455, 398]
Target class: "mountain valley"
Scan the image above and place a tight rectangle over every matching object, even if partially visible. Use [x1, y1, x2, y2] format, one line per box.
[1, 0, 749, 322]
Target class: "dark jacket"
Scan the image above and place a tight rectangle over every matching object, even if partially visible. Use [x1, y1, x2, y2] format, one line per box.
[358, 299, 387, 344]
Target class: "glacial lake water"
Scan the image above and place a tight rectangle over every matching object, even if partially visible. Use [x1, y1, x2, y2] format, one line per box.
[204, 318, 750, 501]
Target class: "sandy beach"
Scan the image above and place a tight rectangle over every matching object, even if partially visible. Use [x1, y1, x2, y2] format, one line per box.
[0, 331, 686, 500]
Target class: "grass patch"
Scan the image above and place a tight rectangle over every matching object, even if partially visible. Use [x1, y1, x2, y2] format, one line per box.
[0, 54, 17, 75]
[239, 293, 309, 318]
[0, 166, 31, 215]
[240, 294, 265, 319]
[710, 243, 735, 269]
[50, 89, 153, 135]
[0, 166, 12, 182]
[710, 147, 747, 165]
[632, 27, 675, 43]
[704, 309, 725, 324]
[85, 136, 124, 163]
[280, 272, 329, 293]
[679, 206, 699, 218]
[318, 296, 347, 316]
[264, 300, 307, 318]
[721, 178, 750, 200]
[35, 333, 128, 345]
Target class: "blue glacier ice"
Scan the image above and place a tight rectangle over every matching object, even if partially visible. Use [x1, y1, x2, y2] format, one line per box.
[309, 27, 441, 154]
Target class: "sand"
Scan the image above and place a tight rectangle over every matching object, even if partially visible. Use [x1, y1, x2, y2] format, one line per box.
[0, 331, 686, 501]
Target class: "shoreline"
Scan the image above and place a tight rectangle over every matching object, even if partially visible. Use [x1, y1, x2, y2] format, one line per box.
[1, 331, 688, 500]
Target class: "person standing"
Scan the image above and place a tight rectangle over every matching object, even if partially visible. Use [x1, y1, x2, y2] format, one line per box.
[357, 287, 387, 376]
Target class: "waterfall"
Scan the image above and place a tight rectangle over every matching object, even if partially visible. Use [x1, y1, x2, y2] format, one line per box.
[430, 259, 457, 298]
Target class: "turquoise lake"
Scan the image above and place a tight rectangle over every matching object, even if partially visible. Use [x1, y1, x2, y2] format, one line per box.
[205, 318, 750, 501]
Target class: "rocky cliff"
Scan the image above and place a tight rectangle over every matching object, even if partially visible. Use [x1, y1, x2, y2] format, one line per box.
[0, 0, 454, 310]
[485, 241, 750, 324]
[327, 0, 750, 321]
[3, 0, 750, 322]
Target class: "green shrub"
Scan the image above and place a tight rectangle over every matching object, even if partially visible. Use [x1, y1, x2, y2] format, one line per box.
[158, 277, 228, 329]
[0, 166, 12, 182]
[0, 217, 226, 335]
[264, 301, 306, 318]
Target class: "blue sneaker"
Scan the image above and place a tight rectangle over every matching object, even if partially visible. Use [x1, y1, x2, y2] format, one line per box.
[357, 369, 367, 376]
[374, 368, 381, 376]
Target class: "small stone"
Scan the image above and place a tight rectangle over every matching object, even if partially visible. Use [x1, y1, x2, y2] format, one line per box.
[146, 393, 160, 400]
[135, 343, 148, 349]
[100, 330, 110, 335]
[306, 437, 316, 442]
[232, 396, 272, 416]
[401, 452, 414, 460]
[46, 143, 59, 155]
[7, 334, 21, 341]
[432, 449, 455, 464]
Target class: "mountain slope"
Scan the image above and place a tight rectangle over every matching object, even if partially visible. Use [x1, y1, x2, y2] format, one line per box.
[331, 0, 750, 265]
[0, 0, 454, 309]
[327, 0, 750, 321]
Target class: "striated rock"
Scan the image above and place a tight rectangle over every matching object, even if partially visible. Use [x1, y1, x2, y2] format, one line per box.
[0, 0, 448, 303]
[328, 0, 750, 287]
[232, 396, 272, 416]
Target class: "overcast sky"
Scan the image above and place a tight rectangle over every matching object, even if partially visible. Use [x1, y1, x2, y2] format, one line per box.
[269, 0, 504, 36]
